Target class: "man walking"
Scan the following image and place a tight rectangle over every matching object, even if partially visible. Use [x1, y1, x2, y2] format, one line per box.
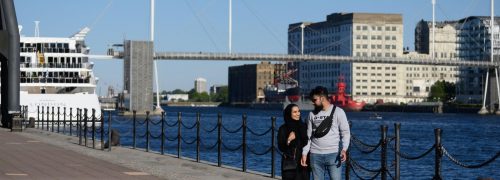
[301, 86, 350, 180]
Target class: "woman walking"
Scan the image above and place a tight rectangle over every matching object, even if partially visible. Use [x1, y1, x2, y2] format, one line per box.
[278, 104, 310, 180]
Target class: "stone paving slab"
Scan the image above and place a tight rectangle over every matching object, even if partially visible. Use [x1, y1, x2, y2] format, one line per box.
[16, 128, 276, 180]
[0, 128, 159, 180]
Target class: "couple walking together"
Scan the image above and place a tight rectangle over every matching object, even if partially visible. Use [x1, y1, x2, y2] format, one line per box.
[278, 86, 351, 180]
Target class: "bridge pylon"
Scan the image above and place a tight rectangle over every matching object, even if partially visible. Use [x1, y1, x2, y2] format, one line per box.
[479, 68, 500, 115]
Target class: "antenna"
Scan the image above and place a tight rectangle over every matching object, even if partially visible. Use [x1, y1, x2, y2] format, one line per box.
[300, 23, 305, 55]
[431, 0, 435, 59]
[229, 0, 232, 53]
[34, 21, 40, 37]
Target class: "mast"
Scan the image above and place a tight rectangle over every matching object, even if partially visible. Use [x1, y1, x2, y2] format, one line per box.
[431, 0, 435, 59]
[229, 0, 232, 53]
[34, 21, 40, 37]
[480, 0, 496, 114]
[151, 0, 163, 112]
[492, 0, 500, 114]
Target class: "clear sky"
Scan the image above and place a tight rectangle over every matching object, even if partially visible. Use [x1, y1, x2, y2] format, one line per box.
[14, 0, 496, 96]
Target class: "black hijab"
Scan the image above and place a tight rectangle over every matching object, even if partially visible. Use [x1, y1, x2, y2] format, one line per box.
[283, 104, 301, 132]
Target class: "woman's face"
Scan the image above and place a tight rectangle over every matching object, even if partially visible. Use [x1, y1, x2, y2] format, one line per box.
[291, 106, 300, 121]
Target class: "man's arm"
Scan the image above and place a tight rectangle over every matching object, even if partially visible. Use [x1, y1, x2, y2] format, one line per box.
[338, 109, 350, 151]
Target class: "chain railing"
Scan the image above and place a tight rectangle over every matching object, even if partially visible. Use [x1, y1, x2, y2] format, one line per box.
[32, 107, 500, 179]
[346, 123, 500, 180]
[33, 106, 107, 151]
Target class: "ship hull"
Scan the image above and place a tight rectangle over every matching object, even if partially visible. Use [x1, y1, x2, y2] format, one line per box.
[18, 91, 102, 125]
[337, 101, 366, 112]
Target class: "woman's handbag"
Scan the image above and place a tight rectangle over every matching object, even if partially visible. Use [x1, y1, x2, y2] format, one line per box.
[282, 148, 297, 171]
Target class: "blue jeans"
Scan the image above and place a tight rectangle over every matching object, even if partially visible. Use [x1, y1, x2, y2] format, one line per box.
[309, 153, 342, 180]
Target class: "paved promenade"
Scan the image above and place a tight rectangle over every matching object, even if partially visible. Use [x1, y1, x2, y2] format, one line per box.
[0, 128, 158, 180]
[3, 128, 275, 180]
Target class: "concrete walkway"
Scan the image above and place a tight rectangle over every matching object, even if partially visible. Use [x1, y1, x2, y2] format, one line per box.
[13, 128, 276, 180]
[0, 128, 159, 180]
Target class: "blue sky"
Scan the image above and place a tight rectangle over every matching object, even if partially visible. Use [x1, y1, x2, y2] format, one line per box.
[14, 0, 496, 95]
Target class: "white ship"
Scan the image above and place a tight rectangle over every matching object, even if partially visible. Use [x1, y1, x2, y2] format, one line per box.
[14, 26, 101, 122]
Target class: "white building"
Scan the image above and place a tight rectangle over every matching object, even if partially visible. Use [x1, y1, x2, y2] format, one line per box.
[289, 13, 410, 104]
[165, 94, 189, 102]
[194, 78, 207, 93]
[415, 17, 500, 103]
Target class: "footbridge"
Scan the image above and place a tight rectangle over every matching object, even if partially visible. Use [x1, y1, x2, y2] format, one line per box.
[100, 41, 500, 115]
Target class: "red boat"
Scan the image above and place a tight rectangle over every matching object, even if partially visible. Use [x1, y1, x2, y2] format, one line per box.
[330, 77, 365, 111]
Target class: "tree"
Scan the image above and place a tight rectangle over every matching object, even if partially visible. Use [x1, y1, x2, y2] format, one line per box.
[172, 89, 187, 94]
[428, 80, 456, 103]
[213, 86, 228, 102]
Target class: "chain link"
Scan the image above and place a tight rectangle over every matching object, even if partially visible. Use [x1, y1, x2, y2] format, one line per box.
[247, 127, 272, 136]
[442, 146, 500, 169]
[222, 124, 243, 134]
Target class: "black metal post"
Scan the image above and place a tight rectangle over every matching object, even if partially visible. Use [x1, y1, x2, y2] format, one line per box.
[46, 106, 49, 131]
[63, 107, 66, 134]
[146, 111, 150, 152]
[395, 123, 401, 180]
[92, 109, 96, 149]
[177, 112, 182, 158]
[345, 150, 351, 180]
[217, 112, 222, 167]
[69, 108, 73, 136]
[433, 129, 442, 180]
[133, 110, 136, 149]
[346, 122, 351, 180]
[271, 116, 276, 178]
[161, 111, 165, 155]
[78, 109, 82, 145]
[41, 106, 44, 130]
[51, 107, 54, 132]
[37, 106, 40, 129]
[196, 112, 200, 162]
[101, 111, 104, 151]
[108, 111, 112, 151]
[57, 107, 60, 133]
[84, 108, 88, 147]
[381, 125, 388, 180]
[242, 113, 247, 172]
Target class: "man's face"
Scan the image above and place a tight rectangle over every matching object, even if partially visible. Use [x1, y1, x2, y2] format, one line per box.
[311, 95, 324, 108]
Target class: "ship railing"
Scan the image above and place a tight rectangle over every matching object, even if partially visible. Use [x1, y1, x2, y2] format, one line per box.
[30, 108, 500, 179]
[20, 47, 71, 53]
[20, 77, 90, 84]
[25, 63, 85, 69]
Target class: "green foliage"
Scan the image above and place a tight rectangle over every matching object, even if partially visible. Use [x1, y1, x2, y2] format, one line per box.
[172, 89, 187, 94]
[186, 86, 228, 102]
[428, 80, 456, 103]
[212, 86, 228, 103]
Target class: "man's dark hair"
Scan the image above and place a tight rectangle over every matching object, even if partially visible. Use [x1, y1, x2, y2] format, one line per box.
[309, 86, 329, 99]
